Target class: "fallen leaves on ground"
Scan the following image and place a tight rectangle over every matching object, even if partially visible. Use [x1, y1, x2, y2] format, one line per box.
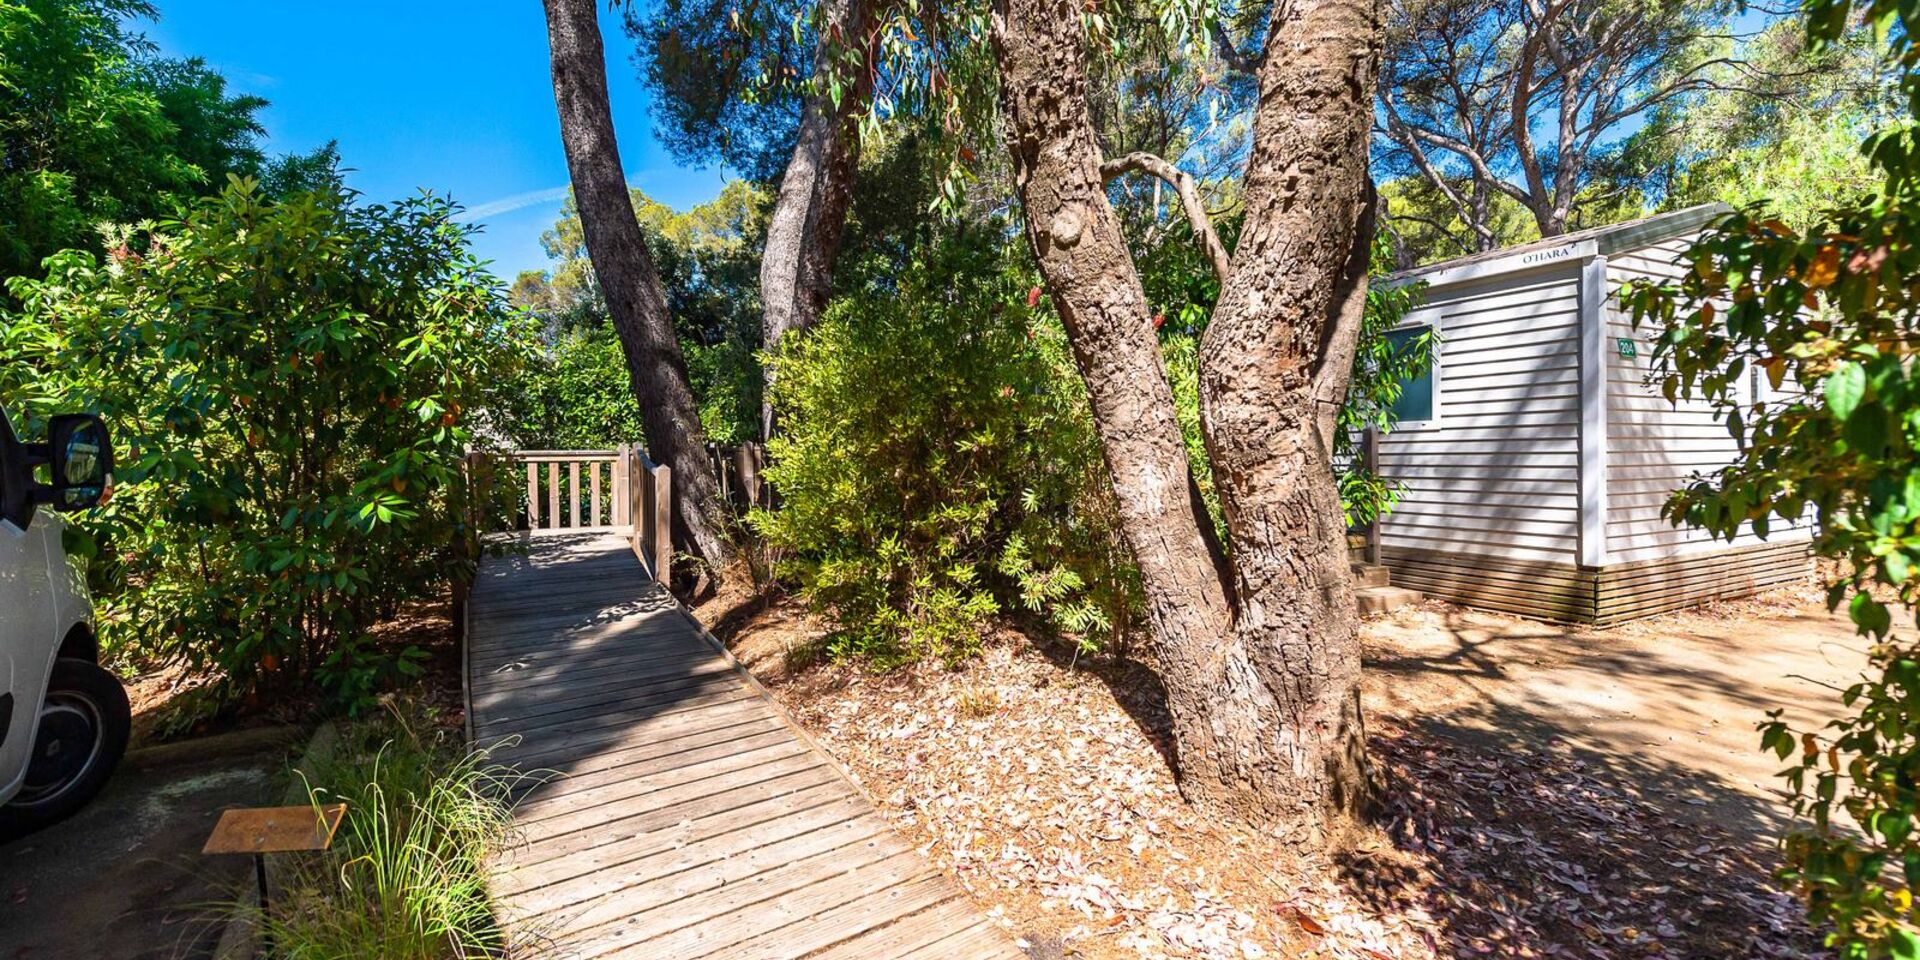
[722, 602, 1827, 959]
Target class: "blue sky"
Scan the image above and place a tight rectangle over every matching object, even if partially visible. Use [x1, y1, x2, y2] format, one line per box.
[138, 1, 730, 282]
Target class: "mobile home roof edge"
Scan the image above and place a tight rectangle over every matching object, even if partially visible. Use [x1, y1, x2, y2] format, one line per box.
[1380, 202, 1733, 291]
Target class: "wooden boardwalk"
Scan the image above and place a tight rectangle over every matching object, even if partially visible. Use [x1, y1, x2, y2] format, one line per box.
[468, 530, 1022, 960]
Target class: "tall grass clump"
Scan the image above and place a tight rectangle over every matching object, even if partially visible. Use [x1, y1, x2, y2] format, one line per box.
[262, 705, 521, 960]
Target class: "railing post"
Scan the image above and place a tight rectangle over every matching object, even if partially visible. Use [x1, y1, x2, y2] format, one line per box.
[651, 462, 672, 584]
[1364, 426, 1382, 565]
[612, 444, 629, 526]
[524, 460, 539, 530]
[628, 445, 644, 558]
[546, 462, 560, 531]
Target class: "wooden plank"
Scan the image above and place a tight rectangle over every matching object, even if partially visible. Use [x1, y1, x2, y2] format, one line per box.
[478, 702, 782, 776]
[613, 444, 629, 525]
[510, 731, 822, 824]
[469, 528, 1011, 957]
[502, 767, 848, 872]
[505, 808, 886, 927]
[470, 629, 712, 674]
[476, 685, 760, 743]
[481, 701, 781, 771]
[591, 460, 604, 527]
[472, 651, 728, 693]
[806, 897, 1000, 960]
[520, 748, 828, 831]
[514, 741, 813, 820]
[517, 764, 843, 855]
[570, 460, 582, 528]
[203, 803, 346, 854]
[492, 786, 863, 896]
[474, 672, 742, 734]
[497, 719, 790, 793]
[525, 463, 539, 529]
[586, 849, 939, 960]
[472, 661, 735, 713]
[890, 919, 1027, 960]
[469, 595, 687, 629]
[547, 461, 560, 530]
[468, 597, 673, 625]
[468, 625, 698, 663]
[469, 619, 703, 661]
[675, 869, 960, 960]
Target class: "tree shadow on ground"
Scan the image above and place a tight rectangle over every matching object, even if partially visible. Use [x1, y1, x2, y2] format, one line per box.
[1023, 632, 1182, 774]
[1345, 605, 1833, 958]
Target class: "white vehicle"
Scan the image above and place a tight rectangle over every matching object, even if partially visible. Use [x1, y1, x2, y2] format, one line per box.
[0, 405, 128, 837]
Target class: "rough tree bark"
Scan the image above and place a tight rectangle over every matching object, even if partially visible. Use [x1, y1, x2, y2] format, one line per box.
[991, 0, 1381, 826]
[758, 0, 872, 439]
[543, 0, 733, 571]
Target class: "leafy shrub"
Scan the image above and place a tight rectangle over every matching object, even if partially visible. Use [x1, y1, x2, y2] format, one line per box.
[503, 324, 644, 449]
[752, 232, 1137, 663]
[1622, 0, 1920, 949]
[266, 704, 519, 959]
[509, 182, 765, 446]
[2, 179, 537, 710]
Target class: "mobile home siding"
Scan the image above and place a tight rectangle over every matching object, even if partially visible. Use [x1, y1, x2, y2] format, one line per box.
[1602, 236, 1813, 566]
[1377, 263, 1591, 617]
[1371, 206, 1813, 624]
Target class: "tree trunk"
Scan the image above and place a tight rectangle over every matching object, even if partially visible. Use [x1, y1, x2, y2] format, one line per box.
[542, 0, 733, 571]
[1198, 0, 1382, 823]
[990, 0, 1380, 827]
[758, 0, 871, 439]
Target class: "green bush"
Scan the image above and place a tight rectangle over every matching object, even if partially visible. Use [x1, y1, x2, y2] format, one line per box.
[503, 324, 644, 449]
[502, 321, 758, 450]
[752, 233, 1137, 664]
[2, 179, 537, 710]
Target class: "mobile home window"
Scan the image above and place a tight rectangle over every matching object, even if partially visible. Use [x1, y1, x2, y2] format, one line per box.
[1386, 324, 1436, 426]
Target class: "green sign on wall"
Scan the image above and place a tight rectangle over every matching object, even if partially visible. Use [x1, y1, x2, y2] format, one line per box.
[1617, 337, 1638, 359]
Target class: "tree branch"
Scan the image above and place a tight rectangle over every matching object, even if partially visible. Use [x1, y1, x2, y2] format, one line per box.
[1210, 19, 1260, 75]
[1101, 151, 1232, 284]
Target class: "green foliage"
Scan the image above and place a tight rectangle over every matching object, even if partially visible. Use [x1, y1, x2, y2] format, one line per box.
[504, 325, 644, 450]
[1339, 239, 1431, 528]
[2, 180, 537, 711]
[1378, 175, 1542, 267]
[751, 231, 1138, 663]
[264, 703, 519, 959]
[1606, 16, 1896, 233]
[511, 182, 766, 444]
[0, 0, 277, 282]
[1623, 0, 1920, 950]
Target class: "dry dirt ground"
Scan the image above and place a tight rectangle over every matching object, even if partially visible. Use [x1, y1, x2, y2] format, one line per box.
[697, 579, 1859, 960]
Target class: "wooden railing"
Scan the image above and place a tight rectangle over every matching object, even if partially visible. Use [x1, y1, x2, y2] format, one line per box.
[628, 445, 672, 583]
[475, 446, 672, 584]
[509, 449, 627, 530]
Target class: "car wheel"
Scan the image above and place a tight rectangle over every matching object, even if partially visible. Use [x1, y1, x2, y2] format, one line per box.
[0, 658, 131, 838]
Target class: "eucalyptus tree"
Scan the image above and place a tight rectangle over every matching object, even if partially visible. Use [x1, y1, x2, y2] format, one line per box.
[541, 0, 734, 575]
[984, 0, 1385, 824]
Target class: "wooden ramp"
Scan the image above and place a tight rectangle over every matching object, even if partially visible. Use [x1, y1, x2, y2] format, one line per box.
[468, 530, 1022, 960]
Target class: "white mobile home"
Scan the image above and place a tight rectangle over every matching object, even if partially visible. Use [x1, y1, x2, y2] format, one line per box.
[1371, 204, 1812, 624]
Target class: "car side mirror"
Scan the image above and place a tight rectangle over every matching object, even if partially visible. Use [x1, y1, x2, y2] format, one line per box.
[35, 414, 114, 512]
